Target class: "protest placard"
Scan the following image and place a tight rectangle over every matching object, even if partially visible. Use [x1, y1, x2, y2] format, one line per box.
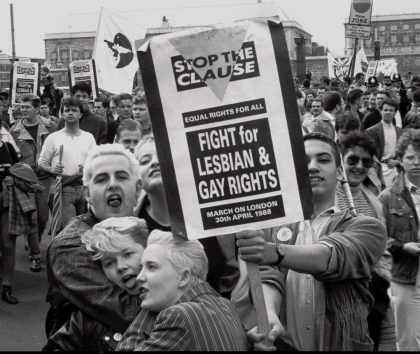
[367, 59, 398, 78]
[10, 61, 40, 105]
[68, 59, 99, 99]
[138, 19, 313, 240]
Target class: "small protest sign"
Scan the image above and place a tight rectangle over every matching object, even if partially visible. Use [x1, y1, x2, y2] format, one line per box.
[10, 61, 40, 105]
[68, 59, 99, 99]
[138, 19, 313, 240]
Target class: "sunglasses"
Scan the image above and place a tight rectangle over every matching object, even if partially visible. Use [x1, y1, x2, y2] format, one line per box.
[346, 155, 374, 169]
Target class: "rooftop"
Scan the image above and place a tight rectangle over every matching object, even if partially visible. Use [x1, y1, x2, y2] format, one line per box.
[44, 31, 96, 40]
[371, 13, 420, 22]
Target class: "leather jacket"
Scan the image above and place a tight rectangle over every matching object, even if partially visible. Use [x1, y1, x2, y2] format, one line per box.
[379, 173, 419, 284]
[43, 309, 119, 351]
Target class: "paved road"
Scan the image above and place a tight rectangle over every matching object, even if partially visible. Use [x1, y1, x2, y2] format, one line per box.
[0, 232, 50, 350]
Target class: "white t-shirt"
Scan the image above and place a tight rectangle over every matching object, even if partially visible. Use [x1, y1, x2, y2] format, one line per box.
[39, 129, 96, 176]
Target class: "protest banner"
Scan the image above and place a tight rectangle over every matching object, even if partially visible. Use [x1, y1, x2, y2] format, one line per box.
[138, 19, 313, 241]
[68, 59, 99, 99]
[93, 8, 145, 94]
[367, 59, 398, 78]
[9, 61, 40, 105]
[354, 43, 368, 75]
[327, 51, 352, 82]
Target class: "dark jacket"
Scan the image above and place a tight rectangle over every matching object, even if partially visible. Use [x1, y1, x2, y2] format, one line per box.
[403, 111, 420, 128]
[107, 117, 122, 143]
[361, 109, 382, 131]
[378, 173, 419, 284]
[46, 213, 142, 334]
[43, 310, 117, 351]
[366, 122, 402, 161]
[57, 110, 108, 145]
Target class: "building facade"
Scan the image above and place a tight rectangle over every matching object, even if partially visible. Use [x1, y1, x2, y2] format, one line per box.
[146, 17, 313, 81]
[44, 31, 96, 88]
[345, 13, 420, 75]
[0, 51, 45, 92]
[0, 51, 12, 91]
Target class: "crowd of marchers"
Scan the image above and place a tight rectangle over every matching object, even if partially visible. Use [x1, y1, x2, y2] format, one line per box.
[0, 68, 420, 351]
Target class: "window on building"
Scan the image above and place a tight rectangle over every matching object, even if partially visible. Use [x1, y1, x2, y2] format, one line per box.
[390, 25, 398, 31]
[416, 33, 420, 43]
[379, 25, 386, 31]
[84, 50, 92, 59]
[403, 24, 410, 30]
[411, 46, 416, 52]
[403, 35, 410, 45]
[415, 24, 420, 30]
[72, 51, 79, 60]
[51, 51, 57, 62]
[391, 35, 397, 45]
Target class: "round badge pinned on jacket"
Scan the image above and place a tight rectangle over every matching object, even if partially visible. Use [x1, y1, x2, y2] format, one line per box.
[277, 228, 292, 242]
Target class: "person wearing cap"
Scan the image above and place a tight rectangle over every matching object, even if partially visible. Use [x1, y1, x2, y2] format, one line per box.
[366, 76, 379, 93]
[392, 73, 402, 88]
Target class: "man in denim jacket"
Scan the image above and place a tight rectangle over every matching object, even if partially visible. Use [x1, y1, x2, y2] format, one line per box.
[236, 132, 387, 351]
[379, 128, 420, 351]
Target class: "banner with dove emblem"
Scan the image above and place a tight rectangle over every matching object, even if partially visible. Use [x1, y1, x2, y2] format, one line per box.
[93, 8, 145, 94]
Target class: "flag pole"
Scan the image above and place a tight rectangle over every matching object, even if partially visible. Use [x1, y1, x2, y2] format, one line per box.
[10, 4, 16, 60]
[51, 145, 64, 239]
[92, 7, 103, 60]
[349, 38, 359, 80]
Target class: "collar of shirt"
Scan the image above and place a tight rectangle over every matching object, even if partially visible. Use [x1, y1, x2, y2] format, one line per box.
[405, 175, 420, 194]
[381, 120, 393, 129]
[310, 206, 340, 241]
[323, 111, 335, 125]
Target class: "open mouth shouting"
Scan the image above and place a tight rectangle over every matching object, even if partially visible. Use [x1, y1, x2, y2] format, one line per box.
[107, 193, 122, 208]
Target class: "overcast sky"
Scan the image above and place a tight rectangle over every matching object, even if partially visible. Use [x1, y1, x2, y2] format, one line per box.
[1, 0, 420, 58]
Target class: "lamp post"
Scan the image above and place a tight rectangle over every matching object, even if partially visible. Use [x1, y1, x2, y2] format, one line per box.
[294, 36, 306, 83]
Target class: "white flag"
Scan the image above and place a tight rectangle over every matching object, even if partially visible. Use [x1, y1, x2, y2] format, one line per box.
[93, 8, 145, 94]
[354, 43, 368, 75]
